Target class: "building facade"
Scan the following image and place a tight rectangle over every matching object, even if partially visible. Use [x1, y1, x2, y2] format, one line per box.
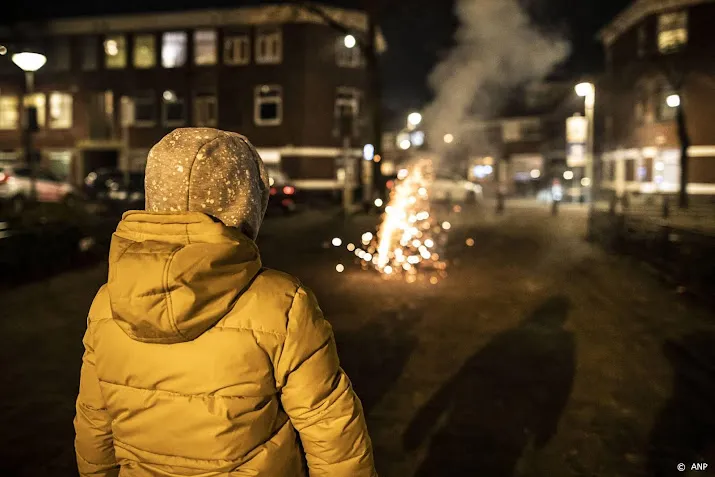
[600, 0, 715, 198]
[0, 4, 381, 191]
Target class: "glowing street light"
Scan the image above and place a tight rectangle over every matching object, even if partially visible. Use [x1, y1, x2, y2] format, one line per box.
[563, 170, 574, 180]
[443, 133, 454, 144]
[407, 112, 422, 128]
[12, 52, 47, 72]
[399, 139, 411, 150]
[575, 82, 595, 100]
[666, 94, 681, 108]
[530, 169, 541, 179]
[344, 35, 356, 49]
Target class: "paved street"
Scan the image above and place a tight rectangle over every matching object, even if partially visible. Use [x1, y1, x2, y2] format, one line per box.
[1, 202, 714, 476]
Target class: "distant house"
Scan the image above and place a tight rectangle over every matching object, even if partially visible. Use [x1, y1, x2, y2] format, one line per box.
[599, 0, 715, 199]
[0, 4, 385, 194]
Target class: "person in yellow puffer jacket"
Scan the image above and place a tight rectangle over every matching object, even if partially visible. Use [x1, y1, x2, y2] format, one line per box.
[74, 128, 377, 477]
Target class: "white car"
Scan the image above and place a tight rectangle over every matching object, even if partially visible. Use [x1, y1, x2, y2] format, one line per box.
[0, 164, 76, 214]
[431, 173, 483, 203]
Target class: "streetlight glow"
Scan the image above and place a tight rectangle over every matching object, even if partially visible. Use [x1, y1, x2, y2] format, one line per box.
[407, 112, 422, 127]
[563, 170, 574, 180]
[0, 45, 7, 56]
[11, 52, 47, 72]
[399, 139, 411, 150]
[575, 82, 595, 98]
[666, 94, 681, 108]
[344, 35, 356, 49]
[530, 169, 541, 179]
[443, 133, 454, 144]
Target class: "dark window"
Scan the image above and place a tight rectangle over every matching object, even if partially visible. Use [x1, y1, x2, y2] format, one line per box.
[13, 167, 31, 178]
[47, 38, 71, 71]
[133, 91, 156, 125]
[82, 36, 99, 71]
[643, 157, 654, 182]
[625, 159, 636, 181]
[163, 94, 186, 126]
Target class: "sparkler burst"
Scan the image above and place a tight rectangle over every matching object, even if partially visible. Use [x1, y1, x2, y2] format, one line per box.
[343, 159, 448, 283]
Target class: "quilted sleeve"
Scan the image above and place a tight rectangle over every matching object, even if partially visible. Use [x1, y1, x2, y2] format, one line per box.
[74, 317, 120, 477]
[276, 287, 377, 477]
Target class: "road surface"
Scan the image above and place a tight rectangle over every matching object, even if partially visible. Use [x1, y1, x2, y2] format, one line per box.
[1, 203, 713, 476]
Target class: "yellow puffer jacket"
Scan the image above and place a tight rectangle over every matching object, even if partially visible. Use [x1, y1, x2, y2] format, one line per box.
[74, 211, 376, 477]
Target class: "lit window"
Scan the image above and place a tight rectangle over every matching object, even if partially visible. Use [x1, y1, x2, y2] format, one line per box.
[255, 28, 282, 64]
[23, 94, 46, 128]
[194, 94, 218, 127]
[82, 36, 98, 71]
[134, 34, 156, 69]
[132, 91, 156, 126]
[194, 30, 217, 65]
[162, 91, 186, 127]
[105, 35, 127, 69]
[162, 32, 188, 68]
[657, 90, 678, 121]
[502, 121, 522, 142]
[334, 87, 360, 137]
[336, 37, 361, 68]
[254, 85, 282, 126]
[0, 96, 19, 130]
[49, 92, 73, 129]
[658, 11, 687, 54]
[224, 34, 251, 65]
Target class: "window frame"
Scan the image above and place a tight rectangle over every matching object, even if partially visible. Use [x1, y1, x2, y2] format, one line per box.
[0, 96, 19, 130]
[193, 94, 218, 127]
[133, 33, 157, 69]
[48, 92, 73, 129]
[194, 29, 218, 66]
[254, 85, 283, 127]
[132, 91, 157, 127]
[104, 34, 128, 69]
[161, 31, 189, 69]
[224, 34, 251, 65]
[255, 27, 282, 65]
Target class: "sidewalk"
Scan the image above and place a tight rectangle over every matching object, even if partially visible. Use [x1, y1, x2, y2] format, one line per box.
[593, 200, 715, 236]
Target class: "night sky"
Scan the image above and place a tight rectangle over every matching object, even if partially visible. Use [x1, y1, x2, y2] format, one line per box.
[3, 0, 631, 120]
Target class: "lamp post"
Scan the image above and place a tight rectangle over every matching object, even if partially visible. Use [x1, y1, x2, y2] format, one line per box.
[12, 52, 47, 203]
[575, 82, 595, 211]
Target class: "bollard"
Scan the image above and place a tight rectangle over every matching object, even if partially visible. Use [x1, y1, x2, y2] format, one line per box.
[496, 192, 505, 215]
[551, 199, 559, 216]
[662, 196, 670, 219]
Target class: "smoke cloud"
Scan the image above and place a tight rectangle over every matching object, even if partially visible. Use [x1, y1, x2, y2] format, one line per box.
[424, 0, 570, 154]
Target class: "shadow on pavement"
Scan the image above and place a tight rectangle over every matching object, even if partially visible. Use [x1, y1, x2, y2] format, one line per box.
[403, 296, 575, 476]
[334, 307, 419, 416]
[647, 331, 715, 476]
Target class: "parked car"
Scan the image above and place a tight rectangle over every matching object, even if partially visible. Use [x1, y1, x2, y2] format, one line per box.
[431, 173, 483, 203]
[84, 169, 145, 207]
[267, 168, 298, 214]
[0, 164, 77, 214]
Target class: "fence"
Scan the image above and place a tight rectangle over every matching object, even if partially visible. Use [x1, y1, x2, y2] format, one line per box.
[590, 210, 715, 306]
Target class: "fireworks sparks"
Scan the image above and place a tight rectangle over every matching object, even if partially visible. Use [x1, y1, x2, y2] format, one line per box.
[327, 159, 454, 284]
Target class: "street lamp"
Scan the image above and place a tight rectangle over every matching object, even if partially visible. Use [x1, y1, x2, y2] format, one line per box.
[344, 35, 356, 49]
[443, 133, 454, 144]
[575, 81, 596, 209]
[666, 94, 681, 108]
[12, 51, 47, 204]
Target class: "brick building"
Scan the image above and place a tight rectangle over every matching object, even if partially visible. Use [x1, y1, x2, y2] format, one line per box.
[599, 0, 715, 199]
[0, 4, 383, 192]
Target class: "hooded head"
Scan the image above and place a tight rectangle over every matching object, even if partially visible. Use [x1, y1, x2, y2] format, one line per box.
[145, 128, 270, 240]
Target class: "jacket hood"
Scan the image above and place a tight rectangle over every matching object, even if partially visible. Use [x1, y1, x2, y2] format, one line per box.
[144, 128, 270, 240]
[107, 211, 262, 344]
